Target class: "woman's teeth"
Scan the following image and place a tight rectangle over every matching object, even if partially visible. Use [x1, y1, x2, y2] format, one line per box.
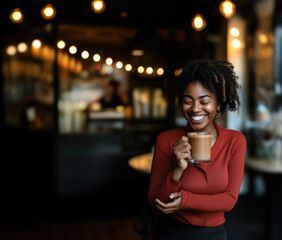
[191, 115, 206, 121]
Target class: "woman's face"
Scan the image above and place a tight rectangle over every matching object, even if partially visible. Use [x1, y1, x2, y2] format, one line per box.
[182, 81, 219, 132]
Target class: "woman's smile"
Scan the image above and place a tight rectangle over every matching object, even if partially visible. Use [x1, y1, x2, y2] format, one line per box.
[189, 114, 207, 123]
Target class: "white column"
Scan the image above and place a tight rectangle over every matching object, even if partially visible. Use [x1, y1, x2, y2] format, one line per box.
[226, 14, 248, 131]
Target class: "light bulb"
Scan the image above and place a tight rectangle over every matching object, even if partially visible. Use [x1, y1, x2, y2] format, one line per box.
[105, 57, 113, 65]
[17, 42, 28, 53]
[69, 46, 77, 54]
[191, 14, 207, 31]
[219, 0, 236, 19]
[41, 4, 56, 20]
[125, 64, 132, 71]
[232, 39, 241, 48]
[116, 61, 123, 69]
[230, 28, 240, 37]
[137, 66, 144, 73]
[6, 45, 17, 56]
[157, 68, 164, 76]
[57, 40, 66, 49]
[146, 67, 153, 74]
[81, 51, 89, 59]
[91, 0, 106, 14]
[32, 39, 42, 49]
[9, 8, 24, 23]
[93, 54, 101, 62]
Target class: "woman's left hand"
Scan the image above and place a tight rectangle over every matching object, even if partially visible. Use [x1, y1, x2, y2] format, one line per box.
[155, 192, 182, 214]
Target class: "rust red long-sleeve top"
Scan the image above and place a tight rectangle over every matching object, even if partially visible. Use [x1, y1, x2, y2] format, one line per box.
[148, 121, 246, 227]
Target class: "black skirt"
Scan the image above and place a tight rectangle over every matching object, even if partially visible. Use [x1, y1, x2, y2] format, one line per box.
[155, 215, 227, 240]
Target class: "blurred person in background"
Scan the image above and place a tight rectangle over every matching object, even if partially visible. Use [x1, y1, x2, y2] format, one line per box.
[100, 80, 126, 109]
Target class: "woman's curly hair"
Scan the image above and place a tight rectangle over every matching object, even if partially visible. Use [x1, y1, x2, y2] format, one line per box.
[177, 60, 241, 114]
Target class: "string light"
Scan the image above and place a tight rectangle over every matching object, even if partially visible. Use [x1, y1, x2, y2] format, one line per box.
[32, 39, 42, 49]
[6, 38, 167, 76]
[41, 4, 56, 20]
[191, 14, 207, 31]
[17, 42, 28, 53]
[91, 0, 106, 14]
[69, 46, 77, 54]
[137, 66, 144, 73]
[6, 45, 17, 56]
[219, 0, 236, 19]
[105, 57, 113, 65]
[93, 54, 101, 62]
[116, 61, 123, 69]
[9, 8, 24, 23]
[157, 68, 164, 76]
[57, 40, 66, 49]
[81, 50, 89, 59]
[125, 64, 132, 71]
[146, 67, 153, 74]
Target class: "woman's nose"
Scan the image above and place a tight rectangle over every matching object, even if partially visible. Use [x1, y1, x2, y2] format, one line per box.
[192, 101, 201, 113]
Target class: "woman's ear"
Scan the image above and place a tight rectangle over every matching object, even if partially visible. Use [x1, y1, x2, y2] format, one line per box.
[216, 104, 221, 112]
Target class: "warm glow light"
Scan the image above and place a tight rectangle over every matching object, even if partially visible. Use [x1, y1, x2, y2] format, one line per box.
[232, 39, 241, 48]
[120, 11, 127, 18]
[81, 50, 89, 59]
[191, 14, 207, 31]
[91, 0, 106, 14]
[105, 57, 113, 65]
[17, 42, 28, 53]
[69, 46, 77, 54]
[132, 49, 144, 56]
[146, 67, 153, 74]
[125, 64, 132, 71]
[57, 40, 65, 49]
[137, 66, 144, 73]
[9, 8, 24, 23]
[6, 45, 17, 56]
[93, 53, 101, 62]
[174, 69, 183, 76]
[116, 61, 123, 69]
[219, 0, 236, 19]
[259, 33, 268, 44]
[230, 27, 240, 37]
[41, 4, 56, 20]
[32, 39, 42, 49]
[157, 68, 164, 76]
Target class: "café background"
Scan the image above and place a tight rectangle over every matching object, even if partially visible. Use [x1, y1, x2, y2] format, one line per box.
[1, 0, 282, 239]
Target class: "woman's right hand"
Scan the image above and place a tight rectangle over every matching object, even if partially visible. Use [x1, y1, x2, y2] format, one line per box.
[172, 136, 191, 171]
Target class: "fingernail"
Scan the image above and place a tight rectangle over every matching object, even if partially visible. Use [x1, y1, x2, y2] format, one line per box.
[169, 194, 174, 199]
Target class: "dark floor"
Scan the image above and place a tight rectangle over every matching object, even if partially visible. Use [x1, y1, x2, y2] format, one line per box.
[0, 195, 264, 240]
[225, 195, 264, 240]
[1, 131, 266, 239]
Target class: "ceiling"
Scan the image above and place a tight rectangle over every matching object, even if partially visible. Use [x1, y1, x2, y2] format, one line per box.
[4, 0, 253, 30]
[3, 0, 254, 67]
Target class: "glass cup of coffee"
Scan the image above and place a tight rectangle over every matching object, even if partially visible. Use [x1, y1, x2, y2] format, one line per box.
[188, 132, 212, 163]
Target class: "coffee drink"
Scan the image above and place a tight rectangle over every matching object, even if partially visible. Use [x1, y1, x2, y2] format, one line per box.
[188, 132, 211, 163]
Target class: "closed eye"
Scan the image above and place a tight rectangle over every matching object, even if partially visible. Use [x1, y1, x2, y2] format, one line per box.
[183, 100, 193, 105]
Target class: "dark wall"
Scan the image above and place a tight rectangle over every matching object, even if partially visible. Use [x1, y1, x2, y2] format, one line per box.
[3, 128, 55, 216]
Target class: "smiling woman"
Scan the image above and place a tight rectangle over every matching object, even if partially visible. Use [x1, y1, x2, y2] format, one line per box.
[148, 60, 246, 240]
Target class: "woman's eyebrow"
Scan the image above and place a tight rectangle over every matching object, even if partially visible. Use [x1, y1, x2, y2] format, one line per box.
[183, 94, 212, 99]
